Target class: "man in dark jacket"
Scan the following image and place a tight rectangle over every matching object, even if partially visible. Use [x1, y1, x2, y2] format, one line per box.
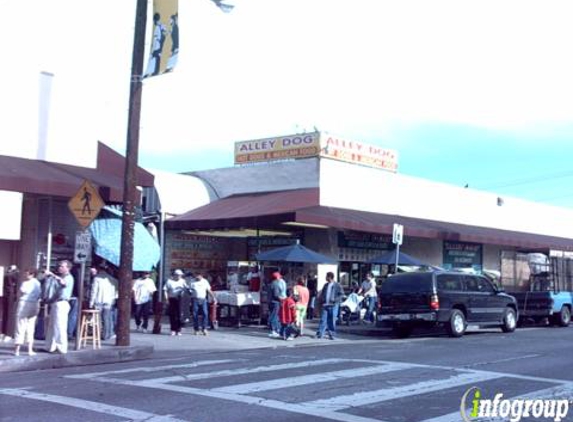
[268, 272, 286, 338]
[316, 272, 344, 340]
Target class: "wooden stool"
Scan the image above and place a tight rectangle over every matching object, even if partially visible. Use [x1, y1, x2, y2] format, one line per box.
[79, 309, 101, 349]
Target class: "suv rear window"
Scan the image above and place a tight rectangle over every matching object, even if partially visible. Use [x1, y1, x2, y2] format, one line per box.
[380, 273, 434, 293]
[436, 274, 463, 291]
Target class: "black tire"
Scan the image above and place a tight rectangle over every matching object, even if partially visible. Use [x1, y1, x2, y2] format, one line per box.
[392, 323, 412, 338]
[446, 309, 466, 338]
[556, 306, 571, 327]
[501, 308, 517, 333]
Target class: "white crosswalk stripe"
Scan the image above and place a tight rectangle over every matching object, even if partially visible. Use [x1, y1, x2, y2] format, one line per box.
[212, 362, 413, 394]
[52, 358, 573, 422]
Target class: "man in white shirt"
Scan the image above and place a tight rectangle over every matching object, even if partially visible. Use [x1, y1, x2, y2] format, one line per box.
[358, 272, 378, 324]
[89, 264, 118, 340]
[163, 269, 187, 336]
[189, 273, 214, 335]
[132, 271, 157, 334]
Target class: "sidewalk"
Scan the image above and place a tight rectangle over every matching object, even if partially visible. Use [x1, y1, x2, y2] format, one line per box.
[0, 318, 389, 373]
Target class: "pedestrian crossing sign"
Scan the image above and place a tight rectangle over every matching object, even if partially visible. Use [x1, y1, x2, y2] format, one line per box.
[68, 180, 105, 228]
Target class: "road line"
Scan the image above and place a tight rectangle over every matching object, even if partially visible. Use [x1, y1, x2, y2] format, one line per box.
[421, 383, 573, 422]
[302, 371, 503, 411]
[0, 388, 187, 422]
[66, 359, 236, 379]
[142, 358, 356, 384]
[123, 379, 391, 422]
[213, 362, 413, 394]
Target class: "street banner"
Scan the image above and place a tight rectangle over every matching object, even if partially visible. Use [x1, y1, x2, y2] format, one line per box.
[144, 0, 179, 78]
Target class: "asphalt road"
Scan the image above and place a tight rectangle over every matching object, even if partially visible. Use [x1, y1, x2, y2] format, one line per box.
[1, 325, 573, 422]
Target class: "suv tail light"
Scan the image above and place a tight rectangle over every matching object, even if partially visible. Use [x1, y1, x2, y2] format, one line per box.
[430, 294, 440, 310]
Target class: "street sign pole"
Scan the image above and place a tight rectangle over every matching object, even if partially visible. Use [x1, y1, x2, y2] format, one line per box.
[75, 260, 86, 351]
[393, 224, 404, 273]
[73, 229, 91, 350]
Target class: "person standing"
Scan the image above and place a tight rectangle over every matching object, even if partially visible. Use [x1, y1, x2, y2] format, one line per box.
[316, 271, 344, 340]
[89, 264, 118, 340]
[132, 272, 157, 334]
[358, 272, 378, 324]
[306, 272, 318, 319]
[13, 269, 41, 356]
[293, 276, 310, 335]
[163, 269, 187, 336]
[45, 260, 74, 354]
[268, 271, 286, 338]
[279, 288, 297, 340]
[189, 273, 214, 335]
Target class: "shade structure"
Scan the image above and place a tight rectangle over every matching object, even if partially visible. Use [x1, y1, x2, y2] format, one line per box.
[255, 243, 337, 264]
[367, 249, 426, 266]
[89, 207, 160, 271]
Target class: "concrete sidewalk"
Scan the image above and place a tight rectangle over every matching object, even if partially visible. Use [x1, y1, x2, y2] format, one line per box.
[0, 319, 389, 373]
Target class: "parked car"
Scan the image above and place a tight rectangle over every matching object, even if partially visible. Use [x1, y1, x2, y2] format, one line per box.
[377, 271, 518, 338]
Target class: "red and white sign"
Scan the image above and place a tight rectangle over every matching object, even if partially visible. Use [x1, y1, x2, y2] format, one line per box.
[320, 134, 398, 172]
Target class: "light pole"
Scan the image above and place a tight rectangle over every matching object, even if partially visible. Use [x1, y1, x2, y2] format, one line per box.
[117, 0, 148, 347]
[116, 0, 234, 346]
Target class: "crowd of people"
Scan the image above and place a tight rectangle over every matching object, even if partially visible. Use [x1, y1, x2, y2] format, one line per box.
[4, 259, 381, 356]
[5, 261, 220, 356]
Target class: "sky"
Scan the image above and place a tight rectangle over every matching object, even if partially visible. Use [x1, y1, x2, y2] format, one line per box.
[2, 0, 573, 207]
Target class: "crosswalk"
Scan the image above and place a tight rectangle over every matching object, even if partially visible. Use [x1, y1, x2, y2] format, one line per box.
[3, 357, 573, 422]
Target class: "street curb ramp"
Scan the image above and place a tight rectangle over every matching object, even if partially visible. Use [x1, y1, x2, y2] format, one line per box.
[0, 345, 154, 373]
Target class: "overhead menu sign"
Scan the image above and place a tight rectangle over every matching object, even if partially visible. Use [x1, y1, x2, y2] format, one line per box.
[233, 131, 398, 172]
[234, 132, 321, 164]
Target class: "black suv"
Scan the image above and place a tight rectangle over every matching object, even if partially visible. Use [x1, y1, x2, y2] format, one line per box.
[377, 271, 518, 338]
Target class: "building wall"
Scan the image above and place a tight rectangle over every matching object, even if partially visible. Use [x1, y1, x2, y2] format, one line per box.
[319, 158, 573, 240]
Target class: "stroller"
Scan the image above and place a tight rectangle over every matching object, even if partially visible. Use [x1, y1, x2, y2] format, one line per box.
[339, 293, 365, 325]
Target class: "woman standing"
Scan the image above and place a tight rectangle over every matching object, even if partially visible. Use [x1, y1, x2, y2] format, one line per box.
[14, 269, 41, 356]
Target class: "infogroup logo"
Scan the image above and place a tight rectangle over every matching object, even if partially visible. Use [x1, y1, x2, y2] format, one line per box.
[460, 386, 570, 422]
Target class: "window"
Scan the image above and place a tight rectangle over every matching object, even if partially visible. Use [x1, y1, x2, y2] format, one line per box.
[465, 276, 494, 293]
[437, 274, 463, 291]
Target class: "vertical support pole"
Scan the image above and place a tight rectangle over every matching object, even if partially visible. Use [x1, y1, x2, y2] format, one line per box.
[117, 0, 148, 347]
[75, 260, 86, 350]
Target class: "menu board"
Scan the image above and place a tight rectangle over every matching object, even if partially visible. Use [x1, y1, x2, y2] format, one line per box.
[165, 232, 231, 274]
[443, 241, 482, 270]
[337, 231, 392, 250]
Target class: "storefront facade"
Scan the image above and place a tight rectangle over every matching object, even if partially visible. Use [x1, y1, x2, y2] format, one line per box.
[163, 132, 573, 291]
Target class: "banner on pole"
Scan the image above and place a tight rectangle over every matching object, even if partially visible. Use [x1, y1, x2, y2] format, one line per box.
[144, 0, 179, 78]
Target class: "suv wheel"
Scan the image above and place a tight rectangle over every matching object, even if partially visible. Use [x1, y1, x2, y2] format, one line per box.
[446, 309, 466, 338]
[501, 308, 517, 333]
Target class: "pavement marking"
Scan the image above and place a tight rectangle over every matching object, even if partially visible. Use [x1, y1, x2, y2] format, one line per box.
[302, 370, 503, 411]
[420, 382, 573, 422]
[0, 388, 187, 422]
[112, 358, 356, 384]
[68, 357, 573, 422]
[66, 359, 236, 379]
[118, 379, 390, 422]
[212, 362, 414, 394]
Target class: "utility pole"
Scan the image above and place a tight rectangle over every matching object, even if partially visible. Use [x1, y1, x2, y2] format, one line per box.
[117, 0, 148, 347]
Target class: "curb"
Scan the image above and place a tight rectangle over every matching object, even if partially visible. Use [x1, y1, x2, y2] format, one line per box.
[0, 345, 154, 373]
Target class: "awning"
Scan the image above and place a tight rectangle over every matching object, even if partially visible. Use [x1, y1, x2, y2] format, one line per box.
[0, 142, 154, 202]
[90, 207, 160, 271]
[165, 188, 573, 251]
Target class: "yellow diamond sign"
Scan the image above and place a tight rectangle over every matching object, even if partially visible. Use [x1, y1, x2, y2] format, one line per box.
[68, 180, 105, 228]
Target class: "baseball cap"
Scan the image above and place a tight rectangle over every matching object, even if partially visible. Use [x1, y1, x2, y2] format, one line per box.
[272, 271, 282, 279]
[174, 269, 184, 276]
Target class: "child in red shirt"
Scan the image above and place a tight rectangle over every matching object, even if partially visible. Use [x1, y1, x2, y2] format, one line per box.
[279, 289, 298, 340]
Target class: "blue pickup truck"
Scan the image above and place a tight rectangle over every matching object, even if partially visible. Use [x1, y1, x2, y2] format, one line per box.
[501, 252, 573, 327]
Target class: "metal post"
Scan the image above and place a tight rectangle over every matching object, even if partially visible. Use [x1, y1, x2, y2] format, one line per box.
[117, 0, 148, 347]
[395, 244, 400, 274]
[75, 260, 86, 351]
